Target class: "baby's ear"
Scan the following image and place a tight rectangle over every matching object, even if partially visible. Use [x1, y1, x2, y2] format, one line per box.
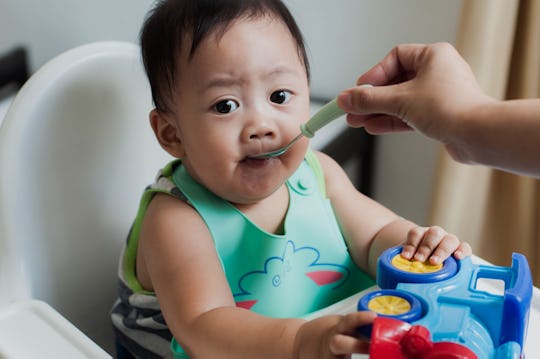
[149, 109, 185, 158]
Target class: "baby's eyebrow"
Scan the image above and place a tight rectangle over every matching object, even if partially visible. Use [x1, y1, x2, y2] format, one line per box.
[263, 65, 299, 80]
[202, 76, 243, 92]
[201, 65, 300, 93]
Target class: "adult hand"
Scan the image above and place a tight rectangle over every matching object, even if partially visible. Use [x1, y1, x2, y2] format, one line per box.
[337, 42, 493, 143]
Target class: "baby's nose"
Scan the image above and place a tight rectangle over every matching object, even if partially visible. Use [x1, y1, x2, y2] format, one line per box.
[242, 121, 277, 142]
[250, 127, 274, 140]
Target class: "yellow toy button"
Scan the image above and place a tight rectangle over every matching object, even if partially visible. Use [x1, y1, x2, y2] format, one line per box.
[368, 295, 412, 315]
[391, 254, 443, 273]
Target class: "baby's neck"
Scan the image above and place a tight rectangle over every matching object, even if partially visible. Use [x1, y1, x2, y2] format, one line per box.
[233, 184, 289, 235]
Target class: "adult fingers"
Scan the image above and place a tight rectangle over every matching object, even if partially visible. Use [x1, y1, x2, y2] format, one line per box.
[338, 85, 407, 117]
[355, 43, 428, 87]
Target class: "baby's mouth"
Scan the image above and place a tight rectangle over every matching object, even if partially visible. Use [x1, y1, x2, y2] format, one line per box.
[243, 155, 269, 162]
[241, 154, 276, 166]
[246, 146, 286, 160]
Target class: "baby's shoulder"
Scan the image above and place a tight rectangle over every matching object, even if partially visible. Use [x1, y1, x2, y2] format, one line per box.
[141, 192, 211, 248]
[143, 193, 206, 235]
[147, 191, 198, 222]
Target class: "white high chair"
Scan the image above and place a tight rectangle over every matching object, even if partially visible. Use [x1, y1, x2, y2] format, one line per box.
[0, 41, 171, 356]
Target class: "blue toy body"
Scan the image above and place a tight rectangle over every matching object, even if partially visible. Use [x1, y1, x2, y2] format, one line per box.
[358, 246, 533, 358]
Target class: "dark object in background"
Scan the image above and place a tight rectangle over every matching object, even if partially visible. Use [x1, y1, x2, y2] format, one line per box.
[0, 46, 29, 99]
[321, 126, 376, 197]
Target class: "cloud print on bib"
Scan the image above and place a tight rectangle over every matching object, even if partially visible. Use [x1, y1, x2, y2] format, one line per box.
[234, 240, 350, 312]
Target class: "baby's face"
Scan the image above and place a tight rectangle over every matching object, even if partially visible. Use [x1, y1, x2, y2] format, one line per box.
[169, 16, 310, 205]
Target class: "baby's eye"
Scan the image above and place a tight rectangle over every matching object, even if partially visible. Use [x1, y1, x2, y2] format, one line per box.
[214, 99, 239, 114]
[270, 90, 292, 104]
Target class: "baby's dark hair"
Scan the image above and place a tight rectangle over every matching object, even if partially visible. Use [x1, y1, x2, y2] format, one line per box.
[140, 0, 310, 114]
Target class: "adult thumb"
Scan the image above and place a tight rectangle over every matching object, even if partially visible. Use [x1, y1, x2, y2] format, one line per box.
[337, 84, 402, 118]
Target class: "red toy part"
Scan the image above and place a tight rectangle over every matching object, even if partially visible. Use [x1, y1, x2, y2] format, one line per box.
[401, 325, 433, 357]
[425, 343, 479, 359]
[369, 317, 412, 358]
[369, 317, 478, 359]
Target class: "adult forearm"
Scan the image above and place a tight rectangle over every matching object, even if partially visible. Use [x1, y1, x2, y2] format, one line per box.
[446, 98, 540, 178]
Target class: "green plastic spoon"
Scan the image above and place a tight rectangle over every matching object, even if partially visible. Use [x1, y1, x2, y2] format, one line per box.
[249, 98, 345, 159]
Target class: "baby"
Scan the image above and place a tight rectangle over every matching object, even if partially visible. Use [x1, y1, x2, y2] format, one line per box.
[111, 1, 471, 358]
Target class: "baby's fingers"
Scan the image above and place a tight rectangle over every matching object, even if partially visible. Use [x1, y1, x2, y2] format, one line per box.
[426, 231, 461, 264]
[330, 312, 376, 355]
[329, 334, 370, 355]
[336, 311, 377, 334]
[402, 226, 459, 264]
[400, 226, 429, 260]
[453, 241, 473, 259]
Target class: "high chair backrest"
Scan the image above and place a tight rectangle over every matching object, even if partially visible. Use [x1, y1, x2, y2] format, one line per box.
[0, 41, 171, 353]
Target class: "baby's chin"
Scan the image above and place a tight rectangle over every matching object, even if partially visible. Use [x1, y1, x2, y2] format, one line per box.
[226, 179, 287, 206]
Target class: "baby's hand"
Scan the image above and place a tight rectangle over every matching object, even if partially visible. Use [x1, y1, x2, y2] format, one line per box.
[295, 311, 376, 358]
[400, 226, 471, 265]
[327, 311, 375, 356]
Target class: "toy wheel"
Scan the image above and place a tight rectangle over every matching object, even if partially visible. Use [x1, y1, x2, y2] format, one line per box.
[377, 246, 458, 289]
[358, 289, 423, 323]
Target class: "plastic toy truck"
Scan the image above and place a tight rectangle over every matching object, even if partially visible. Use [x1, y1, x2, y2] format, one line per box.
[358, 246, 533, 358]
